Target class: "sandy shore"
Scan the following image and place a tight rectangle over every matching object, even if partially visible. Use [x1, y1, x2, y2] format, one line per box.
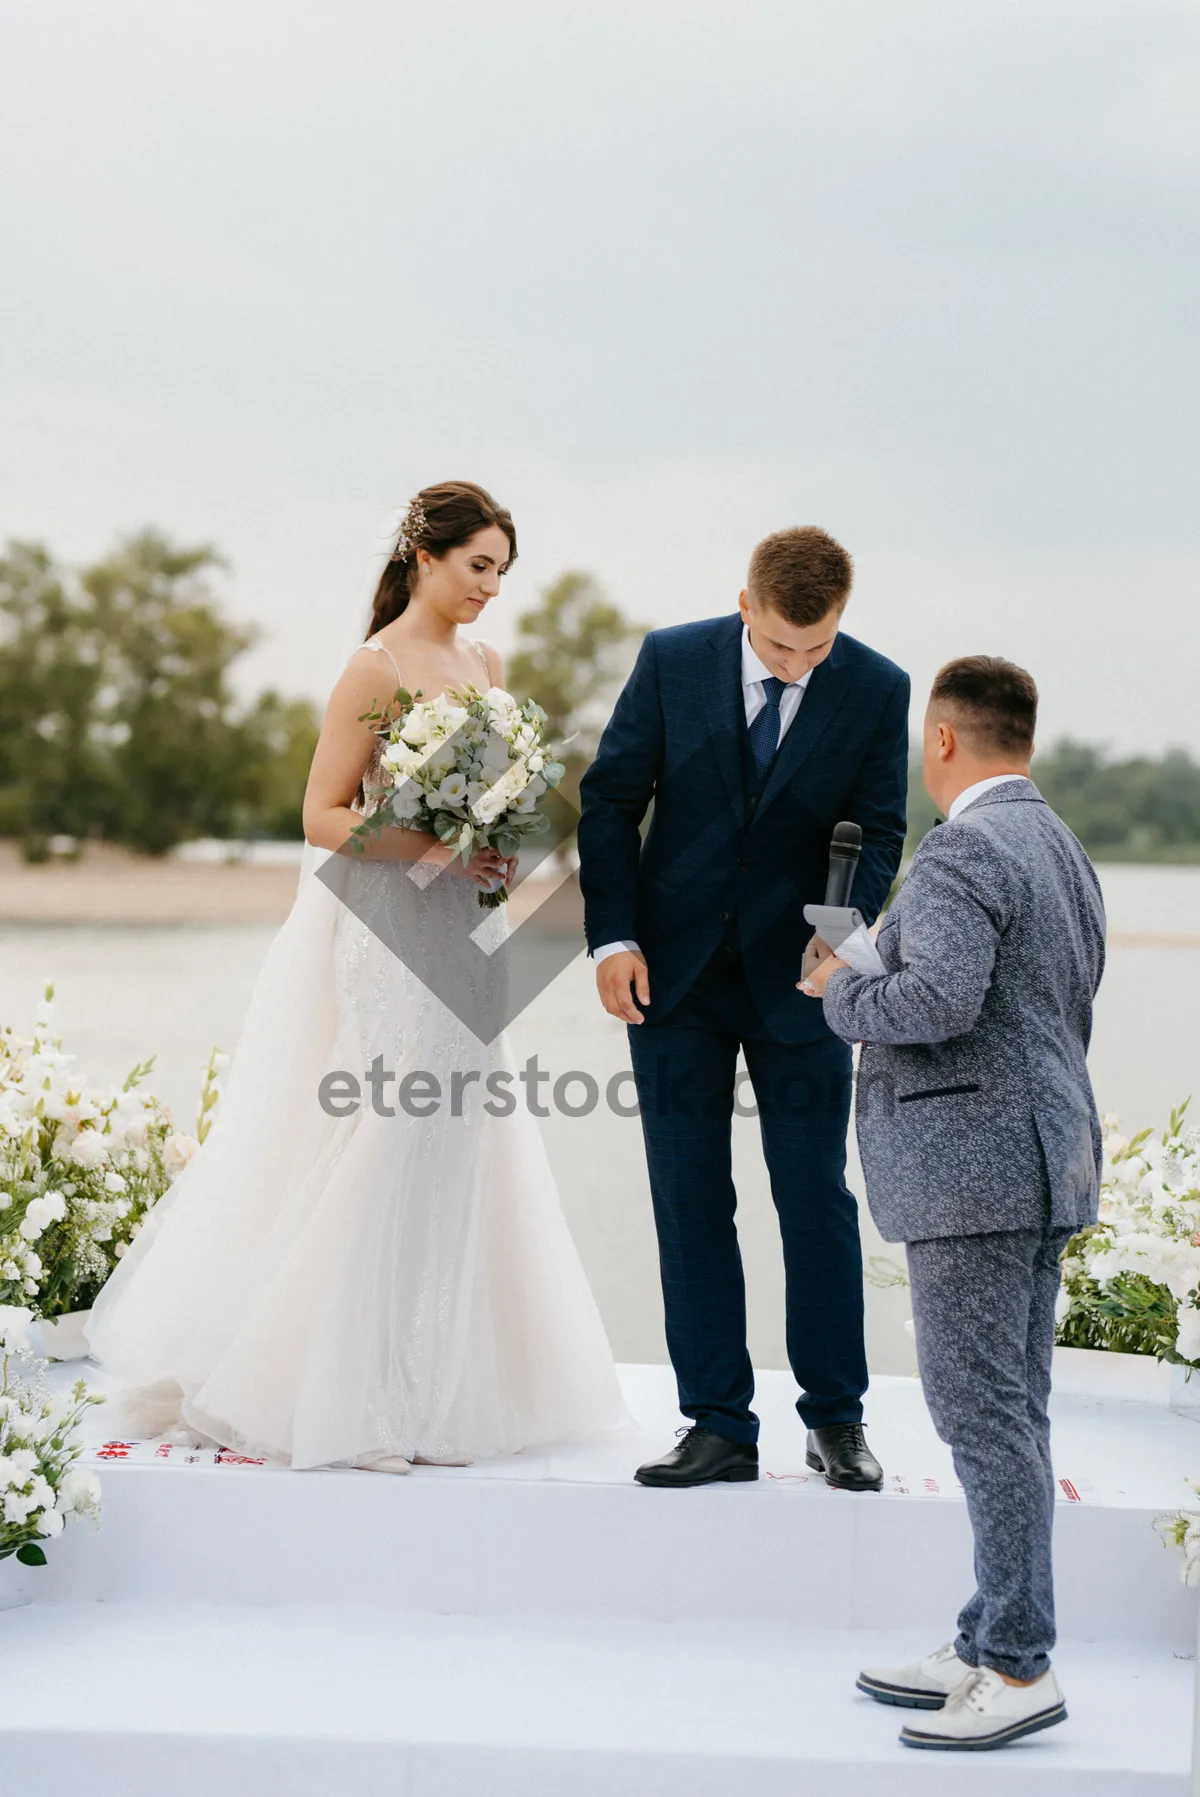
[0, 841, 554, 926]
[1, 841, 1197, 942]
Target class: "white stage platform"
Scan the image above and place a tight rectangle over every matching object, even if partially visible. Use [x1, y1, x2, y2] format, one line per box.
[2, 1359, 1196, 1793]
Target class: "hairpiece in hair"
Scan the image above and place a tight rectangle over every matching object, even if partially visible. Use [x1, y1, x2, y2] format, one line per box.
[392, 496, 429, 562]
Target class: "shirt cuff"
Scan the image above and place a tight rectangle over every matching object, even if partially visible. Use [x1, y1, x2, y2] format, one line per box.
[592, 940, 643, 964]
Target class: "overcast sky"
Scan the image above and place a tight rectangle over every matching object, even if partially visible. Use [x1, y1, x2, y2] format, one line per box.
[2, 1, 1197, 752]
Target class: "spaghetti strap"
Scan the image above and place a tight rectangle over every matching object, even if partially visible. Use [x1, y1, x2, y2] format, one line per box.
[358, 638, 403, 688]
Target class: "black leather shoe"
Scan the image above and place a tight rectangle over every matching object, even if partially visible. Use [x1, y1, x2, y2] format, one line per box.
[806, 1423, 883, 1491]
[635, 1427, 759, 1488]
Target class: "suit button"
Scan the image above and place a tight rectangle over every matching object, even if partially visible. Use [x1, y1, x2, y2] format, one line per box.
[749, 794, 759, 806]
[718, 911, 731, 924]
[738, 859, 750, 870]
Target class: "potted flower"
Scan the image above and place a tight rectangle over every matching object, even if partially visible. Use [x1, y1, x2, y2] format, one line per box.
[0, 987, 223, 1353]
[1056, 1102, 1200, 1415]
[0, 1304, 102, 1603]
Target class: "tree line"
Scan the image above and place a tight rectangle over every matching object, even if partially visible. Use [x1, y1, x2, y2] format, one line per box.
[905, 741, 1200, 862]
[0, 534, 642, 859]
[2, 529, 1196, 863]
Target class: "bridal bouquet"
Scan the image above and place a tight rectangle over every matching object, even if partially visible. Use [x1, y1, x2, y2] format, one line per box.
[0, 1305, 102, 1570]
[355, 682, 566, 908]
[0, 989, 216, 1319]
[1056, 1101, 1200, 1366]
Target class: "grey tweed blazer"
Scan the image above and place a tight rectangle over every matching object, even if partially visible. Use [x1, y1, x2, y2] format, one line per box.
[823, 780, 1106, 1244]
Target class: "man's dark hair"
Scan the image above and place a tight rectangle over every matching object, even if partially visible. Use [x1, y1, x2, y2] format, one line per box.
[929, 656, 1038, 758]
[746, 527, 853, 627]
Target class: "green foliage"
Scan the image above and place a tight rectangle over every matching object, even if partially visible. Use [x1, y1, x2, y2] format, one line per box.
[905, 740, 1200, 863]
[506, 572, 645, 811]
[1056, 1267, 1185, 1361]
[0, 541, 109, 851]
[0, 532, 319, 856]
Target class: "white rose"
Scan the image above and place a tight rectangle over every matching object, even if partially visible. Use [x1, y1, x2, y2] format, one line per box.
[0, 1305, 34, 1353]
[2, 1448, 39, 1485]
[43, 1189, 67, 1221]
[400, 712, 431, 746]
[383, 743, 422, 776]
[71, 1130, 108, 1170]
[391, 786, 423, 822]
[36, 1505, 65, 1537]
[103, 1172, 127, 1194]
[471, 789, 506, 827]
[19, 1201, 47, 1241]
[163, 1133, 199, 1177]
[123, 1114, 150, 1149]
[57, 1465, 101, 1517]
[436, 702, 469, 736]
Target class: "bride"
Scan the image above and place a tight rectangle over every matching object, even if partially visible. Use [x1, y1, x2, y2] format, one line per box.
[86, 480, 627, 1472]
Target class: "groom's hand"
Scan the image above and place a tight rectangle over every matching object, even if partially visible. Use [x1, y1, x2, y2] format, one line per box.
[597, 950, 651, 1024]
[801, 933, 832, 981]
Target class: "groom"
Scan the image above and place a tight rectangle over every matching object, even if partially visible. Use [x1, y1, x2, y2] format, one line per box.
[577, 527, 909, 1489]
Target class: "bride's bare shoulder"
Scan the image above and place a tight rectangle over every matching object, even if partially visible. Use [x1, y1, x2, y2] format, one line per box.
[324, 644, 403, 719]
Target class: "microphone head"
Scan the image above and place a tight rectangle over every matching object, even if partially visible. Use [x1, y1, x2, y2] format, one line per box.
[831, 820, 862, 857]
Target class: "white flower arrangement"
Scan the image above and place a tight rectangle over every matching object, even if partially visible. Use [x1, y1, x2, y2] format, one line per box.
[1156, 1482, 1200, 1587]
[0, 989, 223, 1319]
[354, 681, 567, 908]
[1057, 1101, 1200, 1366]
[0, 1304, 102, 1570]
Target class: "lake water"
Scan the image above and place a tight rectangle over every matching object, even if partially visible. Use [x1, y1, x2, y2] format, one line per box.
[3, 864, 1197, 1377]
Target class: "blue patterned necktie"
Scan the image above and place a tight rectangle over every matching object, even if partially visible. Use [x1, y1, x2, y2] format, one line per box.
[748, 676, 786, 778]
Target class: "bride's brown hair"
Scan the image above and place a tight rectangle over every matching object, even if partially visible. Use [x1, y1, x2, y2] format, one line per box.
[368, 481, 518, 636]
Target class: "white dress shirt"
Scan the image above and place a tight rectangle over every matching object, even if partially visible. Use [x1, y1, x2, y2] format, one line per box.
[593, 625, 814, 965]
[948, 773, 1031, 821]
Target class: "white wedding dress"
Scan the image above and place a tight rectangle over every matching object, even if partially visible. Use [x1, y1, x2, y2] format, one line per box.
[87, 639, 627, 1469]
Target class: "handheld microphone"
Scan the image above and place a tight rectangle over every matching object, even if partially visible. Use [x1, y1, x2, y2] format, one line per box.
[823, 821, 862, 909]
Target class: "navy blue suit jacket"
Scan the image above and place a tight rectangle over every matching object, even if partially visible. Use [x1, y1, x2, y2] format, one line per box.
[577, 614, 910, 1043]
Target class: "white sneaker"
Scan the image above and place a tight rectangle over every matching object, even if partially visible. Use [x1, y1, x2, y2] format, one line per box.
[857, 1641, 971, 1709]
[900, 1665, 1066, 1750]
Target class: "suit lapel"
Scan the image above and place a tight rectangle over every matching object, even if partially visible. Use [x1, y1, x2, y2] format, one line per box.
[704, 616, 748, 827]
[755, 634, 851, 819]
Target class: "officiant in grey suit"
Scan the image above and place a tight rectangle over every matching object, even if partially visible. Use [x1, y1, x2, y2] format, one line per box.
[803, 656, 1105, 1754]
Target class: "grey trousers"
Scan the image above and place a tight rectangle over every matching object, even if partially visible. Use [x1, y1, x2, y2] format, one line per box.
[906, 1225, 1076, 1683]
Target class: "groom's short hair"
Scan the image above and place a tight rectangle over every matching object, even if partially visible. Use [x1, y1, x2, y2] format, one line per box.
[746, 528, 853, 626]
[929, 656, 1038, 757]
